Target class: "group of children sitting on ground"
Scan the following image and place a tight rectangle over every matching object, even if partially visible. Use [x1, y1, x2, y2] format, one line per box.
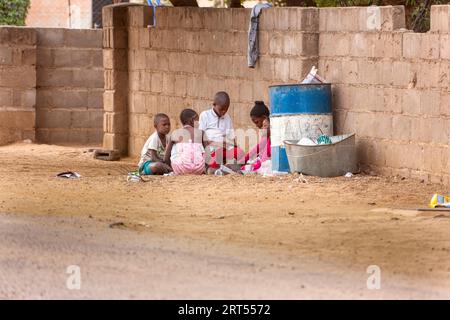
[138, 91, 271, 175]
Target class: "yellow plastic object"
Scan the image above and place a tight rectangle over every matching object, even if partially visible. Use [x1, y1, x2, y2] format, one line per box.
[429, 194, 450, 208]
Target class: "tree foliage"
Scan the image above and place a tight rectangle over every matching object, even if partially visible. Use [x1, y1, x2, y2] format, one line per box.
[0, 0, 30, 26]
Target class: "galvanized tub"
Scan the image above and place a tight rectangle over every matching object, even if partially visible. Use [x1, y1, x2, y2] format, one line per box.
[284, 133, 357, 177]
[269, 83, 333, 173]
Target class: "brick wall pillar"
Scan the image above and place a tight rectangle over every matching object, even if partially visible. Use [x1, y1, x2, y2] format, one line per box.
[103, 4, 130, 155]
[0, 27, 37, 146]
[102, 3, 152, 156]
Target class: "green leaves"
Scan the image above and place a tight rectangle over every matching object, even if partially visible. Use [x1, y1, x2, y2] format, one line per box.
[0, 0, 30, 26]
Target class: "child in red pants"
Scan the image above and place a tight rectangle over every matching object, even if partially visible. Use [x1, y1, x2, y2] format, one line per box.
[198, 91, 244, 173]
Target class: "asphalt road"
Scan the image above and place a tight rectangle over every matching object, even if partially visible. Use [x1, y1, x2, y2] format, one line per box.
[0, 213, 448, 299]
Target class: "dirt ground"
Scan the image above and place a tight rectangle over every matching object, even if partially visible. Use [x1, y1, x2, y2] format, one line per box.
[1, 142, 450, 298]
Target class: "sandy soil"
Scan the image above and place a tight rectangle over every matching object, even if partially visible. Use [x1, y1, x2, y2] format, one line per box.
[1, 142, 450, 298]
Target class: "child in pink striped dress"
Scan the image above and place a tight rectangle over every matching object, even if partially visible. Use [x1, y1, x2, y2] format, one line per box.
[164, 109, 208, 175]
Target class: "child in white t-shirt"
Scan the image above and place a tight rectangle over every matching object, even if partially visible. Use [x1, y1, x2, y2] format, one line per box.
[198, 91, 244, 173]
[138, 113, 172, 175]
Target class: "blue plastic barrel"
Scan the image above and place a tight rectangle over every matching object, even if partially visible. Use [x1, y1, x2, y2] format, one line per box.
[269, 83, 333, 172]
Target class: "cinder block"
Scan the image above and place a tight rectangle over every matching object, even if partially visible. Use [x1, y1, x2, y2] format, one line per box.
[104, 89, 127, 113]
[36, 28, 65, 47]
[174, 74, 187, 97]
[36, 48, 54, 67]
[341, 59, 358, 84]
[6, 27, 37, 45]
[423, 146, 443, 173]
[292, 8, 319, 32]
[36, 109, 71, 129]
[238, 80, 253, 103]
[128, 5, 153, 28]
[383, 88, 402, 114]
[253, 57, 274, 81]
[358, 60, 380, 85]
[441, 90, 450, 116]
[12, 89, 36, 108]
[104, 112, 128, 134]
[129, 92, 146, 114]
[420, 89, 441, 116]
[92, 49, 103, 67]
[37, 89, 87, 109]
[65, 30, 102, 49]
[103, 48, 127, 70]
[319, 59, 342, 84]
[104, 70, 128, 91]
[319, 33, 349, 57]
[0, 66, 36, 88]
[418, 117, 447, 144]
[402, 89, 421, 115]
[103, 27, 128, 49]
[38, 68, 73, 88]
[138, 28, 151, 49]
[252, 80, 270, 103]
[319, 6, 405, 32]
[0, 88, 12, 106]
[259, 8, 275, 31]
[145, 94, 159, 115]
[53, 48, 91, 68]
[274, 57, 290, 82]
[274, 8, 291, 31]
[71, 110, 103, 129]
[417, 61, 441, 89]
[374, 32, 403, 58]
[392, 115, 412, 142]
[93, 148, 121, 161]
[231, 8, 250, 31]
[88, 90, 103, 110]
[440, 34, 450, 60]
[20, 48, 36, 66]
[0, 47, 12, 65]
[379, 6, 406, 31]
[150, 72, 162, 93]
[430, 5, 450, 33]
[403, 33, 439, 60]
[138, 71, 151, 92]
[289, 58, 315, 82]
[73, 69, 104, 88]
[102, 4, 129, 28]
[392, 61, 412, 86]
[128, 28, 139, 50]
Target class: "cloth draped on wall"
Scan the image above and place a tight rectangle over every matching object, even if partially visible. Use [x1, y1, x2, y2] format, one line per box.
[247, 3, 272, 68]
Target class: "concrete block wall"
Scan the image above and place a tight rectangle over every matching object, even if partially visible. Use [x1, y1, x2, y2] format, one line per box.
[100, 4, 450, 183]
[107, 5, 320, 156]
[0, 27, 37, 145]
[317, 5, 450, 184]
[35, 28, 104, 144]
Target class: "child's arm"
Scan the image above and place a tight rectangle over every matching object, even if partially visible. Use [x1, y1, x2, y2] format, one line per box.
[145, 149, 163, 162]
[164, 139, 174, 166]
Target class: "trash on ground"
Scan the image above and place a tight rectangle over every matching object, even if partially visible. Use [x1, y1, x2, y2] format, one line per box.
[56, 171, 81, 179]
[127, 171, 141, 182]
[344, 172, 353, 178]
[317, 134, 332, 145]
[300, 66, 326, 84]
[297, 137, 316, 145]
[215, 164, 236, 176]
[294, 173, 308, 183]
[429, 194, 450, 208]
[109, 222, 125, 229]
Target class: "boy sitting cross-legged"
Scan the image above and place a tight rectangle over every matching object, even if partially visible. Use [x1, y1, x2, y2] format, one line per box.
[138, 113, 172, 175]
[199, 91, 244, 174]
